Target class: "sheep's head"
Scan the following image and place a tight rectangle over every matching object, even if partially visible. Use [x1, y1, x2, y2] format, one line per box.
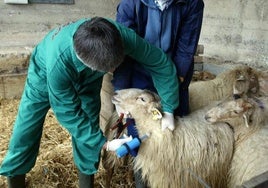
[233, 67, 259, 99]
[205, 98, 253, 127]
[112, 89, 162, 120]
[192, 71, 216, 81]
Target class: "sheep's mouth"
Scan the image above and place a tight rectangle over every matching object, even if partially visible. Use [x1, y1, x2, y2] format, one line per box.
[204, 115, 216, 123]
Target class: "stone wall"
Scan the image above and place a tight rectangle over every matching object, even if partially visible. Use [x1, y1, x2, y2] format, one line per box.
[200, 0, 267, 68]
[0, 0, 267, 68]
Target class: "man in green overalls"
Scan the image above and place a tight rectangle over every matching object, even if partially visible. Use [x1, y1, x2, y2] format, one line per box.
[0, 17, 179, 188]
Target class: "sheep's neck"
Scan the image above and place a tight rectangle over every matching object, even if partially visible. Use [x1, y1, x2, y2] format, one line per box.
[234, 98, 268, 146]
[248, 98, 268, 125]
[132, 114, 161, 134]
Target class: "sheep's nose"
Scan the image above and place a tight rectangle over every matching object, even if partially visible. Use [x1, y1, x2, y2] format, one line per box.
[204, 115, 210, 121]
[233, 94, 241, 100]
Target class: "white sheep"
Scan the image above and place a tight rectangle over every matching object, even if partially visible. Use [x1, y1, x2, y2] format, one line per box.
[111, 88, 234, 188]
[204, 97, 268, 188]
[205, 97, 268, 131]
[101, 65, 267, 187]
[189, 65, 259, 112]
[232, 66, 268, 99]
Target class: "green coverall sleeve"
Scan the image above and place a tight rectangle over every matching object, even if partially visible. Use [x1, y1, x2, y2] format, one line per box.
[46, 60, 106, 149]
[120, 28, 180, 113]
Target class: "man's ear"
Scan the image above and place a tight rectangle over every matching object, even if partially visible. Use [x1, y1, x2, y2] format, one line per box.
[150, 107, 162, 120]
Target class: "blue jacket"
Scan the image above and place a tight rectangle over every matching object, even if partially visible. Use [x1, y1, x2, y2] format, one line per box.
[113, 0, 204, 116]
[113, 0, 204, 90]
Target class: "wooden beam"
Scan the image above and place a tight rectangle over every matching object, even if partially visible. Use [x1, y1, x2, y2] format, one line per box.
[0, 73, 26, 99]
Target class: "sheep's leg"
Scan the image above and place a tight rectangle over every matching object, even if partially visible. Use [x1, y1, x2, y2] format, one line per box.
[127, 168, 134, 184]
[105, 167, 114, 188]
[123, 155, 134, 184]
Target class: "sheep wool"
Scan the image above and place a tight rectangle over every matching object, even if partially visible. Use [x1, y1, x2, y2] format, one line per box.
[112, 88, 234, 188]
[204, 97, 268, 188]
[189, 65, 259, 112]
[228, 124, 268, 188]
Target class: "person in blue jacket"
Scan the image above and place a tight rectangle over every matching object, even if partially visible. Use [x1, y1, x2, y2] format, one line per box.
[113, 0, 204, 118]
[113, 0, 204, 187]
[0, 17, 179, 188]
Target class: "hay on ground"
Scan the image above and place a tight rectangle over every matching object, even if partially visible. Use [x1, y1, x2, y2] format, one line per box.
[0, 99, 135, 188]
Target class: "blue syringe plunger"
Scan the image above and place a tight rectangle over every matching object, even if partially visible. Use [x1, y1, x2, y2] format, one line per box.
[116, 134, 149, 158]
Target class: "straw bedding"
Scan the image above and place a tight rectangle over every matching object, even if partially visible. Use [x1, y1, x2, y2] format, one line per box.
[0, 99, 135, 188]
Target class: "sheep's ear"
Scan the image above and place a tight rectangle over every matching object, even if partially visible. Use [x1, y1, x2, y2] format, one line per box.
[242, 101, 253, 111]
[151, 108, 162, 120]
[242, 113, 250, 127]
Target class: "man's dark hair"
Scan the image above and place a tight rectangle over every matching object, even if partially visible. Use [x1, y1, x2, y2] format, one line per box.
[73, 17, 124, 72]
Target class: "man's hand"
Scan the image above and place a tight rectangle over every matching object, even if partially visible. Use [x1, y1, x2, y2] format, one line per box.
[106, 135, 133, 151]
[179, 77, 184, 83]
[161, 112, 175, 131]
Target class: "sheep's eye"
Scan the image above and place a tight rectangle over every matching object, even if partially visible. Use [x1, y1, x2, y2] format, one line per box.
[139, 97, 145, 102]
[233, 110, 239, 114]
[136, 96, 146, 102]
